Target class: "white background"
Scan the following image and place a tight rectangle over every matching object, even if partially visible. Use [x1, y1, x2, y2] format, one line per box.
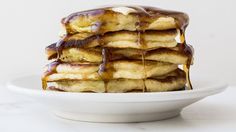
[0, 0, 236, 131]
[0, 0, 235, 85]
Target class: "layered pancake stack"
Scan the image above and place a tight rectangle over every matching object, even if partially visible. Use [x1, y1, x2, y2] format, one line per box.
[42, 6, 194, 93]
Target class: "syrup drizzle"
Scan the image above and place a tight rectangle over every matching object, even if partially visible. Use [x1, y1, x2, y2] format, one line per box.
[137, 31, 147, 92]
[141, 51, 147, 92]
[42, 6, 193, 91]
[98, 48, 113, 92]
[179, 30, 193, 90]
[42, 61, 60, 90]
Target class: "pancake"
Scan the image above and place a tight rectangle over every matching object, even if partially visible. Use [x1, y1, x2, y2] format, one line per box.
[46, 45, 189, 64]
[43, 60, 178, 81]
[61, 6, 188, 35]
[46, 29, 178, 59]
[47, 69, 186, 93]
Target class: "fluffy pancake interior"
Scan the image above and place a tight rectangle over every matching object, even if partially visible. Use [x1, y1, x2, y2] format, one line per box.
[44, 60, 178, 81]
[47, 69, 186, 93]
[46, 45, 188, 65]
[47, 29, 178, 55]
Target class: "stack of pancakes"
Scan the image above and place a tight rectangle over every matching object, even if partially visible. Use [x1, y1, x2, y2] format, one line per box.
[42, 6, 194, 93]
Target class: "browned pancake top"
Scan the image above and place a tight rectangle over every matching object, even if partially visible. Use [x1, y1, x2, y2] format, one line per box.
[62, 5, 189, 32]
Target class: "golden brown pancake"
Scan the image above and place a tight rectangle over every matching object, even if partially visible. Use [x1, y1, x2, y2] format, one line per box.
[61, 6, 188, 35]
[46, 45, 188, 64]
[47, 69, 186, 93]
[46, 29, 178, 59]
[43, 60, 178, 82]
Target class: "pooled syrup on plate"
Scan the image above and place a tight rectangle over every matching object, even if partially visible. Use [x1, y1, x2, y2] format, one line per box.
[42, 6, 193, 91]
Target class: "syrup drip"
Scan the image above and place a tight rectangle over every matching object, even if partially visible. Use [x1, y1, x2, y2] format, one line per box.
[41, 61, 60, 90]
[135, 8, 149, 92]
[98, 48, 114, 92]
[137, 31, 147, 92]
[56, 38, 66, 59]
[55, 35, 100, 59]
[42, 79, 47, 90]
[179, 31, 193, 90]
[141, 52, 147, 92]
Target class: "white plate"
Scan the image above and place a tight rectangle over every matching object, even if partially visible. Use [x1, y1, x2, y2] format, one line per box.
[7, 75, 227, 123]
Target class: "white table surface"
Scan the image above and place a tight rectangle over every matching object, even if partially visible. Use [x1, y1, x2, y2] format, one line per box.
[0, 84, 235, 132]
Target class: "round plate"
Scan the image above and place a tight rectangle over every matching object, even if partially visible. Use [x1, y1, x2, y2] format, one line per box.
[7, 75, 227, 123]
